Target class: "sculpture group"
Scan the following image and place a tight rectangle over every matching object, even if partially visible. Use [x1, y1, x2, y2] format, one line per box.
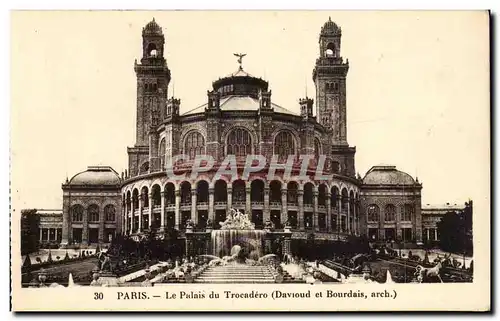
[219, 208, 255, 230]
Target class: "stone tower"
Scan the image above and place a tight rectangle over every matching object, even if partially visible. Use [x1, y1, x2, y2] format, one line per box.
[133, 18, 171, 146]
[129, 19, 171, 177]
[313, 17, 349, 146]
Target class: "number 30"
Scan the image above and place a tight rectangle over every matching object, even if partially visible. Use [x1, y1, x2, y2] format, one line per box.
[94, 292, 104, 300]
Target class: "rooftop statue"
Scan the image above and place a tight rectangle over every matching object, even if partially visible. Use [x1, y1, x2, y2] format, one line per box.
[219, 208, 255, 230]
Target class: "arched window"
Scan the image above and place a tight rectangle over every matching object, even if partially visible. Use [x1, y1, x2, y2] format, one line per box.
[325, 43, 336, 57]
[165, 183, 175, 205]
[88, 204, 99, 222]
[269, 181, 282, 203]
[332, 161, 341, 174]
[71, 204, 84, 222]
[180, 182, 191, 204]
[132, 189, 139, 209]
[314, 138, 321, 159]
[341, 188, 348, 210]
[104, 205, 116, 222]
[367, 204, 379, 221]
[318, 184, 327, 206]
[159, 138, 166, 169]
[274, 131, 295, 160]
[184, 131, 205, 159]
[401, 204, 414, 221]
[227, 128, 252, 157]
[251, 180, 265, 202]
[303, 183, 314, 205]
[385, 204, 396, 222]
[232, 180, 246, 203]
[331, 187, 339, 208]
[140, 161, 149, 174]
[214, 180, 227, 202]
[151, 185, 161, 206]
[147, 43, 157, 57]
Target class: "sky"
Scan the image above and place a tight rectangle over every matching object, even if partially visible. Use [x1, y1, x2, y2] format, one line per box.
[10, 11, 489, 211]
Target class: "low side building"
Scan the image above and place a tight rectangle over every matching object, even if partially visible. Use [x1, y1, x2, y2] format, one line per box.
[61, 166, 122, 246]
[37, 209, 63, 245]
[421, 203, 466, 243]
[360, 165, 423, 244]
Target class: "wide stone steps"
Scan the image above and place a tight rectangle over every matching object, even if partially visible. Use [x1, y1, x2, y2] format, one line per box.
[194, 265, 276, 284]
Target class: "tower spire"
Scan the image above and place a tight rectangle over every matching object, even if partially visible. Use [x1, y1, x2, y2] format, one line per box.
[305, 76, 308, 97]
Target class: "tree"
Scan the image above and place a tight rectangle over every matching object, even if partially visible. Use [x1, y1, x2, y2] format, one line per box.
[22, 254, 32, 271]
[437, 201, 473, 255]
[47, 250, 53, 263]
[21, 209, 40, 255]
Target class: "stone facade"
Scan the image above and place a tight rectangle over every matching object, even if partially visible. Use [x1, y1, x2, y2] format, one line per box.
[27, 18, 463, 248]
[118, 18, 363, 242]
[360, 165, 423, 244]
[61, 166, 122, 245]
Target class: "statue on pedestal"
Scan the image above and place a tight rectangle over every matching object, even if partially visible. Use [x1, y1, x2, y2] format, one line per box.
[264, 220, 274, 231]
[206, 218, 213, 231]
[185, 219, 194, 232]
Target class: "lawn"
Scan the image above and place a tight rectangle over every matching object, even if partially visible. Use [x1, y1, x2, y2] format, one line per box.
[23, 257, 99, 286]
[368, 259, 416, 283]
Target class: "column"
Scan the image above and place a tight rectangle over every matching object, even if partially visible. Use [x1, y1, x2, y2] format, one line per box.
[130, 199, 134, 234]
[54, 228, 58, 242]
[121, 204, 125, 235]
[353, 201, 358, 236]
[346, 197, 351, 234]
[227, 188, 232, 211]
[425, 228, 429, 242]
[148, 193, 153, 230]
[175, 190, 181, 230]
[208, 188, 215, 223]
[337, 196, 341, 233]
[39, 228, 43, 242]
[263, 187, 270, 223]
[281, 188, 287, 225]
[191, 190, 198, 226]
[298, 190, 304, 229]
[160, 191, 166, 230]
[326, 192, 331, 232]
[138, 195, 143, 232]
[245, 187, 251, 215]
[357, 202, 361, 236]
[313, 191, 319, 231]
[434, 228, 438, 241]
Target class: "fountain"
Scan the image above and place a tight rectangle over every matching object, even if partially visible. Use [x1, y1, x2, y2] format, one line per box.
[211, 209, 265, 259]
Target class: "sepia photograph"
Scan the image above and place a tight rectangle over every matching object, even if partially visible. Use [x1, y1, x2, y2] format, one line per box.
[10, 10, 490, 311]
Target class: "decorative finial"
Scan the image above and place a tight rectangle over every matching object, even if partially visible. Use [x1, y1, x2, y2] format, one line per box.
[328, 16, 332, 22]
[152, 17, 155, 22]
[233, 52, 246, 70]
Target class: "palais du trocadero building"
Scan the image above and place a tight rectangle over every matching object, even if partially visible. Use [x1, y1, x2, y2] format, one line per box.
[59, 18, 425, 247]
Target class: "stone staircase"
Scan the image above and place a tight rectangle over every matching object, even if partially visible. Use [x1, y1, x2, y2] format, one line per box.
[194, 264, 276, 283]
